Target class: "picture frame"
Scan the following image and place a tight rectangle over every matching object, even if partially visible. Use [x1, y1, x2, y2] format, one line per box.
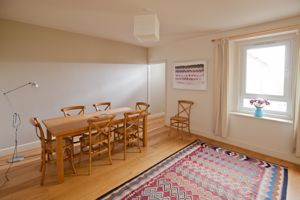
[173, 60, 207, 90]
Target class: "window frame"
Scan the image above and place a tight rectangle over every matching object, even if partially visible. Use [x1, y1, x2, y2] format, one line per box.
[236, 34, 296, 119]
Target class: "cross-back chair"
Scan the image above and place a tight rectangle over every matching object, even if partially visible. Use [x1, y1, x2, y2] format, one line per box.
[60, 105, 86, 149]
[135, 102, 150, 137]
[93, 102, 111, 112]
[60, 105, 85, 117]
[79, 114, 115, 175]
[114, 110, 143, 160]
[135, 102, 150, 113]
[30, 117, 76, 185]
[170, 100, 194, 139]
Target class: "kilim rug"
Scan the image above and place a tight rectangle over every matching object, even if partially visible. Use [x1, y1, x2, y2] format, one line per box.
[98, 140, 288, 200]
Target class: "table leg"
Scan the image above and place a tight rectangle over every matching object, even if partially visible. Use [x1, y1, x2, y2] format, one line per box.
[56, 136, 64, 183]
[143, 115, 148, 147]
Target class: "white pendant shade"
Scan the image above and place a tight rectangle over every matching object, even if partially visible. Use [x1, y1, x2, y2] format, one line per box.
[134, 14, 159, 42]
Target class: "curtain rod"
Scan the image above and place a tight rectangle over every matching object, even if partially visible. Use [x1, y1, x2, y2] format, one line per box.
[211, 24, 300, 42]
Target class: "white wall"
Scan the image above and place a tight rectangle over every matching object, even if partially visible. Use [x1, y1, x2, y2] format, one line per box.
[0, 19, 148, 154]
[149, 63, 166, 114]
[148, 16, 300, 164]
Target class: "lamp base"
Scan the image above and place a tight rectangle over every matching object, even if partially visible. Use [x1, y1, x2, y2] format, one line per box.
[7, 155, 24, 163]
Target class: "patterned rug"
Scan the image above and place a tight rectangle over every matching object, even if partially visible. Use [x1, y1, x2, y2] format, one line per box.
[98, 140, 288, 200]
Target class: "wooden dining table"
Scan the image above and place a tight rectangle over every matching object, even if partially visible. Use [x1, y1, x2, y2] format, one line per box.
[42, 107, 148, 183]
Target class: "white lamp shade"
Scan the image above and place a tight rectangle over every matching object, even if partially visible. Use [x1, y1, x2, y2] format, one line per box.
[134, 14, 159, 42]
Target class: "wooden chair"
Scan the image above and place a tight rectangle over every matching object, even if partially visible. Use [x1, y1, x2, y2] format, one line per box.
[170, 100, 194, 139]
[93, 102, 111, 112]
[79, 114, 115, 175]
[61, 105, 85, 117]
[135, 102, 150, 137]
[135, 102, 150, 113]
[30, 117, 76, 185]
[60, 105, 86, 149]
[114, 110, 143, 160]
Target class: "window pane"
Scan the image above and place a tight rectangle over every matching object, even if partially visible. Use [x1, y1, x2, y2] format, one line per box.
[243, 98, 287, 112]
[245, 45, 286, 96]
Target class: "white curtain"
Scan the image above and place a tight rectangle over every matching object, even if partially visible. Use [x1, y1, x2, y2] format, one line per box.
[214, 39, 230, 137]
[293, 35, 300, 156]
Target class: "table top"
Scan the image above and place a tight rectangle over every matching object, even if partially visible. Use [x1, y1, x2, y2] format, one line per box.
[43, 107, 131, 137]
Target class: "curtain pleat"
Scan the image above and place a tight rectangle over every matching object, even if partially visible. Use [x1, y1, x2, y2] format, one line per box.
[293, 35, 300, 156]
[214, 39, 230, 137]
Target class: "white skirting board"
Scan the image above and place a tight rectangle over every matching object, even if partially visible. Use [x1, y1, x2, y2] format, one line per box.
[148, 112, 165, 119]
[189, 128, 300, 165]
[166, 122, 300, 165]
[0, 141, 40, 157]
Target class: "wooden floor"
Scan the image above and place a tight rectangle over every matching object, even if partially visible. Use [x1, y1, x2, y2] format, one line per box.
[0, 115, 300, 200]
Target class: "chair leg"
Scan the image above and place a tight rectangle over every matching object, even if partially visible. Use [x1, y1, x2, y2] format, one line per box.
[111, 140, 115, 153]
[181, 123, 183, 140]
[137, 135, 141, 153]
[169, 120, 172, 136]
[68, 148, 76, 174]
[79, 143, 83, 165]
[40, 156, 46, 186]
[108, 141, 112, 164]
[124, 135, 126, 160]
[39, 151, 43, 172]
[88, 147, 92, 175]
[99, 143, 101, 158]
[49, 153, 54, 161]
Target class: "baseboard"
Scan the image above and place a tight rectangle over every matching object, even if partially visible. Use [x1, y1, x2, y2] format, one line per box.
[0, 141, 40, 157]
[148, 112, 165, 119]
[166, 121, 300, 165]
[189, 128, 300, 165]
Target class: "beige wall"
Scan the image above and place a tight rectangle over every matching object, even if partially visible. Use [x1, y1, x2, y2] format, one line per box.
[149, 16, 300, 164]
[0, 19, 147, 63]
[0, 19, 148, 154]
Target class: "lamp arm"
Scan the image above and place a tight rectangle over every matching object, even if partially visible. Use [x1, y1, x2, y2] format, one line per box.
[3, 82, 32, 95]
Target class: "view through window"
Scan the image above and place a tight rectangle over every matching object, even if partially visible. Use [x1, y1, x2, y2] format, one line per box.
[238, 34, 296, 118]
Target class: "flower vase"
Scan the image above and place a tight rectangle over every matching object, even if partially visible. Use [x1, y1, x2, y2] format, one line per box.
[254, 106, 263, 117]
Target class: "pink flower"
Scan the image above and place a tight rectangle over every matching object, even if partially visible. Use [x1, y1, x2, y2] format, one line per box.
[249, 98, 270, 108]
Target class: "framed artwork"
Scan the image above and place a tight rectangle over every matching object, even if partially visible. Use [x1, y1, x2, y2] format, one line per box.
[173, 60, 207, 90]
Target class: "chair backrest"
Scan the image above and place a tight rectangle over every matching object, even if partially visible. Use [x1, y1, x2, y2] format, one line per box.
[93, 102, 111, 112]
[87, 114, 116, 138]
[135, 102, 150, 113]
[177, 100, 194, 119]
[124, 110, 144, 132]
[61, 105, 85, 117]
[30, 117, 46, 149]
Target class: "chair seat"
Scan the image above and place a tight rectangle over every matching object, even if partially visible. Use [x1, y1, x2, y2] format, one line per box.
[80, 131, 109, 142]
[170, 115, 189, 122]
[114, 126, 138, 136]
[80, 142, 109, 153]
[45, 137, 73, 153]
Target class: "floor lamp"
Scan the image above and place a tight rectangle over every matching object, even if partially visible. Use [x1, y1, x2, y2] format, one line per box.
[3, 81, 39, 163]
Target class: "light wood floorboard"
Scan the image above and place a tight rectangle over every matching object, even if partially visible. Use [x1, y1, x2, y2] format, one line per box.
[0, 116, 299, 200]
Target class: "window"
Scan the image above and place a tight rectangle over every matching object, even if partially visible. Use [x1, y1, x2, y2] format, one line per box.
[235, 33, 297, 119]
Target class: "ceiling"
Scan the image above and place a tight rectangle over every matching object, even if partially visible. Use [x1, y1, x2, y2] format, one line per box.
[0, 0, 299, 47]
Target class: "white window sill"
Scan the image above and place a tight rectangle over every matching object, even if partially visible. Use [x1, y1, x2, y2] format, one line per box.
[230, 112, 293, 124]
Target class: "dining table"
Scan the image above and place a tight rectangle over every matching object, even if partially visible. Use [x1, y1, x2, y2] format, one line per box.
[42, 107, 148, 183]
